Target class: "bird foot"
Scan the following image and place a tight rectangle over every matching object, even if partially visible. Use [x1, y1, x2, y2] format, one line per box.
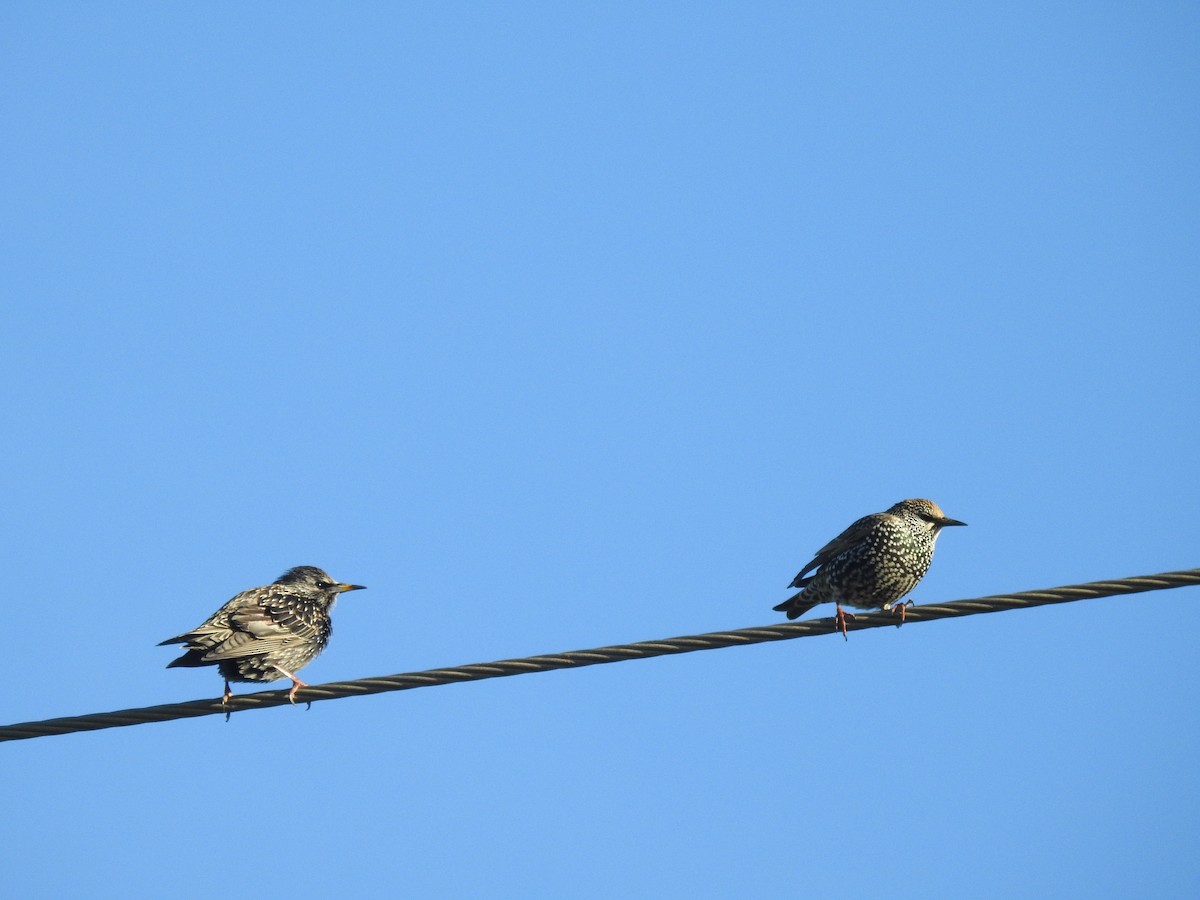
[885, 599, 914, 627]
[223, 680, 234, 722]
[288, 680, 313, 710]
[275, 667, 310, 707]
[286, 678, 309, 704]
[834, 605, 855, 641]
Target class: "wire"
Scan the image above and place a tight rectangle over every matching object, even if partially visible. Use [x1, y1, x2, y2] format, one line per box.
[2, 567, 1196, 743]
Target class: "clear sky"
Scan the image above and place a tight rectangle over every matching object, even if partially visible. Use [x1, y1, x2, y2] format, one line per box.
[2, 3, 1197, 898]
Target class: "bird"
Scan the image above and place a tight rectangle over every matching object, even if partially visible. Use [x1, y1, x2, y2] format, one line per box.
[159, 566, 366, 704]
[773, 499, 966, 639]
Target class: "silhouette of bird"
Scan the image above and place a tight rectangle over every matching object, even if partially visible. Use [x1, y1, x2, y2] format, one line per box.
[774, 499, 965, 639]
[159, 566, 366, 703]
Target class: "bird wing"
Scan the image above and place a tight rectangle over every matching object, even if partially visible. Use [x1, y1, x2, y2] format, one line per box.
[157, 621, 228, 648]
[198, 594, 326, 661]
[192, 601, 293, 661]
[161, 583, 330, 662]
[197, 629, 292, 661]
[788, 512, 886, 587]
[157, 587, 265, 648]
[227, 602, 290, 637]
[260, 601, 325, 644]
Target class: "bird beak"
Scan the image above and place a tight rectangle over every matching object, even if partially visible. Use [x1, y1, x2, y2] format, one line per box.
[336, 583, 367, 593]
[938, 517, 967, 527]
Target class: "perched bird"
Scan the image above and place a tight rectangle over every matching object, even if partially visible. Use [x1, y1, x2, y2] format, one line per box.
[159, 566, 366, 703]
[773, 499, 966, 639]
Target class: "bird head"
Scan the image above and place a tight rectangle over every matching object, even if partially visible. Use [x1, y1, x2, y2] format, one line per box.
[890, 499, 967, 532]
[275, 566, 367, 603]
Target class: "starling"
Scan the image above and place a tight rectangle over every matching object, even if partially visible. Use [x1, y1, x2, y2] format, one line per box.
[773, 499, 966, 639]
[159, 566, 366, 703]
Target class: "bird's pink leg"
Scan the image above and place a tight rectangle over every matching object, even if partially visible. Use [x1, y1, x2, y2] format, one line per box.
[888, 599, 914, 626]
[834, 605, 855, 641]
[273, 666, 310, 704]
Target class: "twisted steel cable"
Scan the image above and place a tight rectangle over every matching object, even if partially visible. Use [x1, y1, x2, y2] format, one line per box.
[2, 567, 1196, 744]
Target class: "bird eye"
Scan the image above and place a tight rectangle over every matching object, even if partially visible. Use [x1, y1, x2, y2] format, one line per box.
[315, 580, 331, 589]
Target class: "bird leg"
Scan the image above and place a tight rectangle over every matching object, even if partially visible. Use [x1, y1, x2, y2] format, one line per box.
[834, 605, 855, 641]
[273, 666, 310, 706]
[222, 680, 234, 722]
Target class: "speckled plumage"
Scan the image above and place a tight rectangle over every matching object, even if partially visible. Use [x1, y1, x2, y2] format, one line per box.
[159, 566, 366, 702]
[773, 499, 966, 630]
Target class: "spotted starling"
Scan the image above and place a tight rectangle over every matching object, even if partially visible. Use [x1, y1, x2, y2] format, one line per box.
[159, 566, 366, 703]
[773, 499, 966, 638]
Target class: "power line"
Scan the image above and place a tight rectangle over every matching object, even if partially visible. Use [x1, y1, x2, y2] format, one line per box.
[2, 567, 1196, 744]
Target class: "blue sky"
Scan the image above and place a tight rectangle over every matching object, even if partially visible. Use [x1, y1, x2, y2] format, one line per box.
[2, 3, 1197, 897]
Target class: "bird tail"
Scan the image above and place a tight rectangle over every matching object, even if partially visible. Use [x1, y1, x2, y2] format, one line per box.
[773, 590, 819, 621]
[164, 649, 210, 669]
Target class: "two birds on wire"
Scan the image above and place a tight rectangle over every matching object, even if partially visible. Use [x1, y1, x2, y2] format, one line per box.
[159, 498, 965, 701]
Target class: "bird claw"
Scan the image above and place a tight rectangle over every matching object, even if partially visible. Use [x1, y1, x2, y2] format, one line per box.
[285, 678, 309, 706]
[885, 599, 915, 627]
[834, 605, 855, 641]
